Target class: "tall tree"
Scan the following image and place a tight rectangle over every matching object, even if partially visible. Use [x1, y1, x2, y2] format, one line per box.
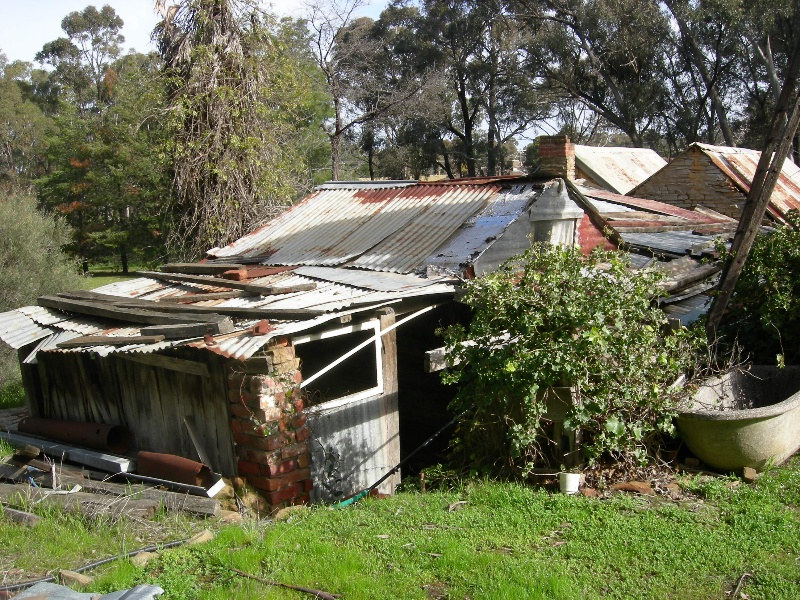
[35, 4, 124, 115]
[36, 52, 169, 272]
[0, 55, 54, 182]
[305, 0, 424, 180]
[156, 0, 313, 258]
[515, 0, 671, 148]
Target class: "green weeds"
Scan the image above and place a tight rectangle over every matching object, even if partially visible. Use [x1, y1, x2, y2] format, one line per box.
[2, 458, 799, 599]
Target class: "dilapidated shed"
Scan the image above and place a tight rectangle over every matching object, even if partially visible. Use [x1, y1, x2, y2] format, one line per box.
[629, 142, 800, 223]
[0, 175, 732, 512]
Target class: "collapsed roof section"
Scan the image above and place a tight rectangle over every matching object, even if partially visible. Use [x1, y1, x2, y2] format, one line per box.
[0, 176, 736, 358]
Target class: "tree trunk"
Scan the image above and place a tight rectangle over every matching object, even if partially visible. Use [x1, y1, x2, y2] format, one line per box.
[120, 245, 128, 275]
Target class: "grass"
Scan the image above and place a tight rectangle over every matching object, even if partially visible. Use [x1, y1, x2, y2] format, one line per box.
[2, 457, 792, 599]
[0, 381, 25, 409]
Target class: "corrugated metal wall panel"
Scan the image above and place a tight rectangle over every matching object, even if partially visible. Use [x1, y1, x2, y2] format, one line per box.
[306, 392, 399, 502]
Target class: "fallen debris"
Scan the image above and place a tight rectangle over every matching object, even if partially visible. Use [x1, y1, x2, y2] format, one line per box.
[1, 505, 40, 527]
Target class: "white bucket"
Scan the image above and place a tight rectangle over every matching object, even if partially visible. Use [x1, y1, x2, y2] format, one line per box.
[559, 472, 581, 494]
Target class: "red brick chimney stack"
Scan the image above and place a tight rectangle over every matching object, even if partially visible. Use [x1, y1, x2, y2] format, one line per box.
[538, 135, 575, 181]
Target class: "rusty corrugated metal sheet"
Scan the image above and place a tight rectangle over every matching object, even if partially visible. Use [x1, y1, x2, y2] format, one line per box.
[208, 182, 499, 273]
[696, 143, 800, 220]
[574, 145, 667, 194]
[581, 186, 730, 224]
[349, 185, 499, 272]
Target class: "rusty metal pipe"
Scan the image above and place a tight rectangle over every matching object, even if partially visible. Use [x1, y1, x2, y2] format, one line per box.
[18, 417, 130, 454]
[136, 451, 212, 487]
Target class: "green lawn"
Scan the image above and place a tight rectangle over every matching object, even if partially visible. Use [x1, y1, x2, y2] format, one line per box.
[2, 457, 798, 599]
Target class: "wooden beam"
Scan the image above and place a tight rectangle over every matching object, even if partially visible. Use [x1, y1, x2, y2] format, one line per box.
[136, 270, 317, 295]
[221, 266, 296, 281]
[39, 295, 229, 326]
[160, 262, 245, 274]
[155, 292, 253, 302]
[113, 301, 328, 320]
[56, 335, 166, 349]
[565, 179, 626, 248]
[140, 320, 234, 339]
[660, 264, 722, 294]
[706, 35, 800, 334]
[117, 353, 211, 377]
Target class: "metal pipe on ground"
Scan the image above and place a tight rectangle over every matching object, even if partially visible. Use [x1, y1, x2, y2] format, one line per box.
[136, 451, 212, 488]
[18, 417, 130, 454]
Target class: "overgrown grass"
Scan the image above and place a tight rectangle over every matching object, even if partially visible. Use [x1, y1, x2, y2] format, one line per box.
[73, 457, 800, 599]
[2, 459, 798, 598]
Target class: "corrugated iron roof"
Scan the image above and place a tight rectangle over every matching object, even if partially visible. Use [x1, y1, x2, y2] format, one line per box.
[0, 310, 54, 349]
[425, 183, 539, 274]
[695, 143, 800, 220]
[209, 182, 500, 273]
[574, 145, 667, 194]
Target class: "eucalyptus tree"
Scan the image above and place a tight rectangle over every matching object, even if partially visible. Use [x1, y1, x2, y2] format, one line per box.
[156, 0, 314, 259]
[513, 0, 672, 148]
[304, 0, 427, 180]
[0, 56, 53, 181]
[35, 5, 125, 115]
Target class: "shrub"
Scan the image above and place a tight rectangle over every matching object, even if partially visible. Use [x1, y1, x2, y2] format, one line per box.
[0, 188, 85, 384]
[718, 211, 800, 365]
[441, 243, 704, 475]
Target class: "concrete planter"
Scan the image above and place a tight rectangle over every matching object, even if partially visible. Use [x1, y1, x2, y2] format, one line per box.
[676, 366, 800, 472]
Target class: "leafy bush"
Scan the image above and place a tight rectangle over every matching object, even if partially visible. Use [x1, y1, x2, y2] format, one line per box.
[441, 243, 704, 474]
[0, 188, 85, 382]
[718, 211, 800, 365]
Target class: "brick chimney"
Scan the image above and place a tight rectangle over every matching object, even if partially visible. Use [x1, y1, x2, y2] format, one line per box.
[538, 135, 575, 180]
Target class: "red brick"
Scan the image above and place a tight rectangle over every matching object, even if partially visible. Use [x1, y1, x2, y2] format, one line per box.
[277, 467, 311, 487]
[247, 475, 284, 492]
[262, 458, 297, 478]
[237, 459, 261, 476]
[229, 404, 282, 422]
[281, 441, 309, 460]
[256, 432, 295, 452]
[265, 483, 301, 505]
[292, 398, 304, 413]
[268, 336, 290, 348]
[237, 447, 281, 465]
[289, 413, 307, 429]
[232, 431, 258, 446]
[294, 427, 309, 443]
[296, 453, 310, 469]
[301, 477, 313, 493]
[292, 371, 303, 384]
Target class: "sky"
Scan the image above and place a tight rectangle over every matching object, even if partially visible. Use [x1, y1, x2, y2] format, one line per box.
[0, 1, 386, 65]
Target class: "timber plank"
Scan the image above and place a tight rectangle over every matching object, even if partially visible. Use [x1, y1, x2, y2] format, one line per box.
[39, 296, 228, 326]
[136, 270, 317, 295]
[160, 262, 245, 274]
[114, 301, 328, 319]
[56, 335, 166, 349]
[140, 319, 235, 339]
[53, 476, 220, 517]
[155, 292, 253, 302]
[118, 353, 211, 378]
[220, 266, 296, 281]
